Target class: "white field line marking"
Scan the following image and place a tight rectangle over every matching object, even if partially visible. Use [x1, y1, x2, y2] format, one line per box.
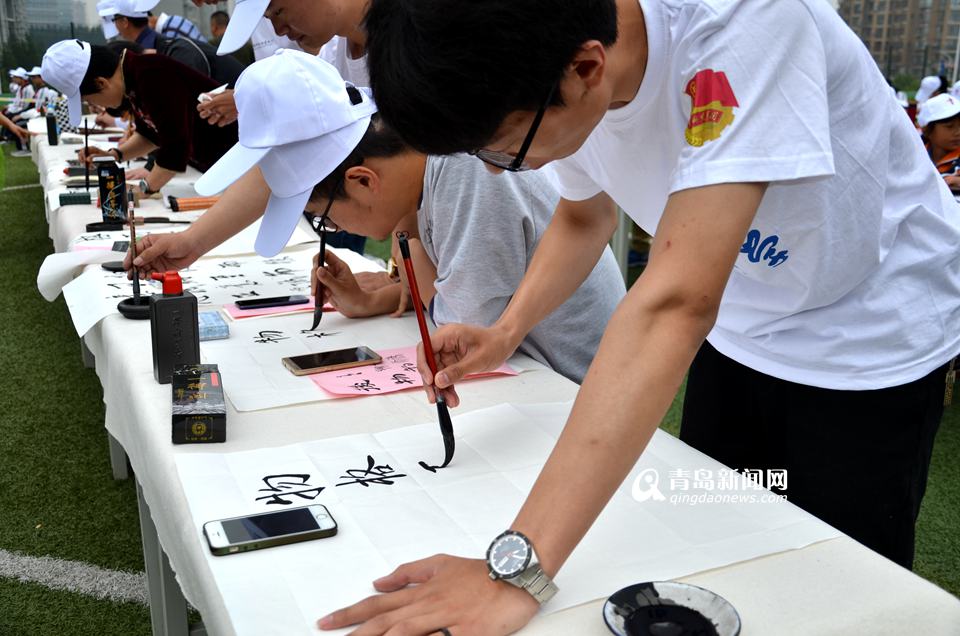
[0, 548, 147, 605]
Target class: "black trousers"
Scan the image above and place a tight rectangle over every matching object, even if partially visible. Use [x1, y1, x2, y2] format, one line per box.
[680, 341, 947, 569]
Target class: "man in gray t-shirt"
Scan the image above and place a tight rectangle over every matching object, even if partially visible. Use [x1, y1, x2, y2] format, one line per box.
[417, 154, 625, 383]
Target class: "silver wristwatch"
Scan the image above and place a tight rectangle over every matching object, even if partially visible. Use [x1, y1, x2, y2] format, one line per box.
[486, 530, 558, 604]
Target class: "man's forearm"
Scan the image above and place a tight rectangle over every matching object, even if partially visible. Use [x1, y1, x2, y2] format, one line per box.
[183, 167, 271, 255]
[512, 281, 714, 575]
[496, 193, 618, 348]
[510, 182, 766, 578]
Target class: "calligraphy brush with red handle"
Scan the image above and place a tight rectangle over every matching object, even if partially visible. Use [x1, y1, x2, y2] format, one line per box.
[396, 231, 455, 468]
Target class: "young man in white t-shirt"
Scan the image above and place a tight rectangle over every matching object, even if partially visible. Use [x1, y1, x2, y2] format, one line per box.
[316, 0, 960, 633]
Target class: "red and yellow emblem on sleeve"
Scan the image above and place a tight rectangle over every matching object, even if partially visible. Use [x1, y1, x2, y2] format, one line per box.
[684, 69, 739, 147]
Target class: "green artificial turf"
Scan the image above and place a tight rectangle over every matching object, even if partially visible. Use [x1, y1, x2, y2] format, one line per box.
[0, 578, 150, 636]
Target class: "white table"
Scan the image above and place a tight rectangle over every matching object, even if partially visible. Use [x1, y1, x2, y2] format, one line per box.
[31, 123, 960, 636]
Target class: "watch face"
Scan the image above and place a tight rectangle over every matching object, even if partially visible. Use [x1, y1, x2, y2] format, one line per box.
[488, 532, 531, 579]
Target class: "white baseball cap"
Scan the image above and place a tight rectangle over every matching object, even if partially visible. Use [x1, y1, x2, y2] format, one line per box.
[11, 68, 28, 79]
[195, 50, 377, 256]
[918, 93, 960, 127]
[41, 40, 91, 127]
[217, 0, 270, 55]
[27, 66, 42, 76]
[916, 75, 942, 105]
[104, 0, 148, 19]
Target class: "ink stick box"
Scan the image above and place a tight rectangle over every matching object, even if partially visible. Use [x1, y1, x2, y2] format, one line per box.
[94, 156, 127, 222]
[172, 364, 226, 444]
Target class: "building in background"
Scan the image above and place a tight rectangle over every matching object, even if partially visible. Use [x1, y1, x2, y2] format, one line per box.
[0, 0, 28, 47]
[840, 0, 960, 79]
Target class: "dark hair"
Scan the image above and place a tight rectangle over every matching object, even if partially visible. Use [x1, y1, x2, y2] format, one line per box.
[79, 44, 120, 95]
[940, 75, 950, 95]
[117, 15, 149, 28]
[309, 114, 409, 202]
[364, 0, 618, 155]
[211, 10, 229, 27]
[79, 42, 141, 95]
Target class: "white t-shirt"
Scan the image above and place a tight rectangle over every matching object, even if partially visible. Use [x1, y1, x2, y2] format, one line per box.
[318, 36, 369, 87]
[551, 0, 960, 390]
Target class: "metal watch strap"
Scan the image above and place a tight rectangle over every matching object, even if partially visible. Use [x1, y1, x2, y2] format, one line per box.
[513, 563, 558, 604]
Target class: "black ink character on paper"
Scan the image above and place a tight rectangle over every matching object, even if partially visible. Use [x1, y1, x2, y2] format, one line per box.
[350, 379, 381, 392]
[218, 260, 241, 268]
[255, 474, 325, 506]
[391, 373, 414, 385]
[254, 330, 289, 344]
[264, 267, 296, 277]
[384, 354, 408, 364]
[336, 455, 407, 488]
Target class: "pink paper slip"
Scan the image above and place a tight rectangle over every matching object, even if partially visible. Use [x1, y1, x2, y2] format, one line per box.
[223, 297, 335, 319]
[310, 345, 517, 397]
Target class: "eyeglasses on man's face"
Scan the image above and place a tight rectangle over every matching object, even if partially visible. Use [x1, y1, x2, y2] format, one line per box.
[470, 80, 558, 172]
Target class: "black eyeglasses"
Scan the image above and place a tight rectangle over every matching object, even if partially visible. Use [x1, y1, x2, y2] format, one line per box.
[470, 80, 557, 172]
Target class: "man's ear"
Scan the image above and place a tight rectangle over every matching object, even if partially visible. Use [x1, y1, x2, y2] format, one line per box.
[344, 165, 380, 203]
[564, 40, 607, 98]
[95, 77, 110, 93]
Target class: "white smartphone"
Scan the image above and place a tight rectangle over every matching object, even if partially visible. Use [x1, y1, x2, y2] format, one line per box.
[203, 504, 337, 556]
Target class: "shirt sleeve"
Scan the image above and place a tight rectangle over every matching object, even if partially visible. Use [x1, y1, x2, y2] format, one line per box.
[669, 0, 835, 193]
[424, 156, 541, 328]
[550, 151, 604, 201]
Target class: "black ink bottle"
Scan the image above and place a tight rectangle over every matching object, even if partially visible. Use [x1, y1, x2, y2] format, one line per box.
[150, 271, 200, 384]
[45, 112, 58, 146]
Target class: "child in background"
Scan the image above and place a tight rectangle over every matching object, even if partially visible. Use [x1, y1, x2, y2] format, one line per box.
[919, 93, 960, 191]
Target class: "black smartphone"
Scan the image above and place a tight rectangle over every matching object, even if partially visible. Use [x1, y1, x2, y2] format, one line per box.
[282, 346, 382, 376]
[203, 505, 337, 556]
[234, 295, 310, 310]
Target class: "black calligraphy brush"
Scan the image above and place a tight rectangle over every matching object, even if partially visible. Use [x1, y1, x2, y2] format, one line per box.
[396, 231, 455, 468]
[309, 220, 327, 331]
[83, 119, 90, 191]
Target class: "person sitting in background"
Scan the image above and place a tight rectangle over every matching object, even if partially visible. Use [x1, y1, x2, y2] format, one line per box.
[105, 0, 244, 88]
[41, 40, 238, 194]
[920, 93, 960, 191]
[12, 67, 57, 122]
[210, 10, 254, 67]
[5, 68, 33, 119]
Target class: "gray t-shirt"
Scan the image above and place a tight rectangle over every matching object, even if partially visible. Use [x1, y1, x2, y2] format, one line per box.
[418, 154, 626, 383]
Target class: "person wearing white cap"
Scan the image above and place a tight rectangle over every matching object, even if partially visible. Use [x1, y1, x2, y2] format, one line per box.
[41, 39, 237, 194]
[196, 0, 369, 128]
[5, 68, 34, 120]
[915, 75, 947, 106]
[10, 67, 56, 122]
[918, 93, 960, 191]
[7, 69, 17, 96]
